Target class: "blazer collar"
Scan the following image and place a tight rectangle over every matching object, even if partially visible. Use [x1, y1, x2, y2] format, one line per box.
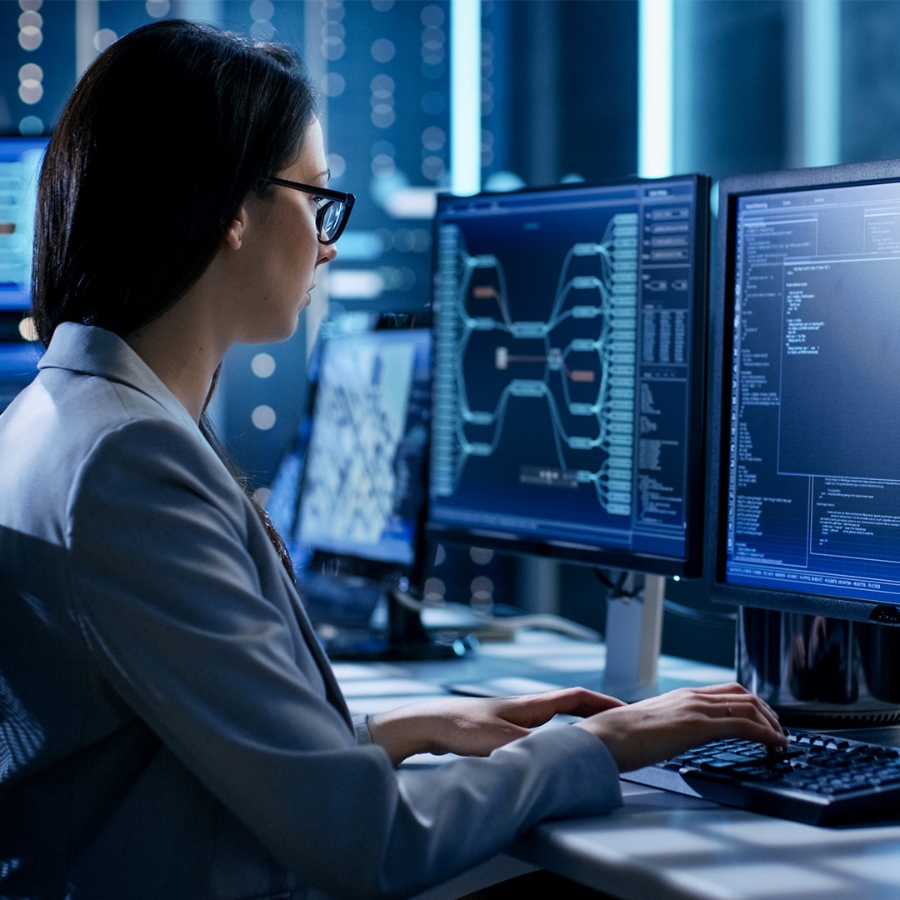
[39, 322, 200, 436]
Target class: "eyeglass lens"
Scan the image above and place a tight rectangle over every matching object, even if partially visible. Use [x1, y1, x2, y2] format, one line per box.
[320, 201, 344, 241]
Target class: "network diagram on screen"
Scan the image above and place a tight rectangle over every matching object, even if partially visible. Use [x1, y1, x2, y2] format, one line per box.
[727, 179, 900, 605]
[429, 180, 701, 562]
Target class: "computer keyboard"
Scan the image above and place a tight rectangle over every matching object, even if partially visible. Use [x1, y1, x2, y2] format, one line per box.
[623, 730, 900, 826]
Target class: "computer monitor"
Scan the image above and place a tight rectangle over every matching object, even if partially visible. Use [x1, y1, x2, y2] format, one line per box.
[0, 135, 47, 411]
[294, 323, 431, 575]
[427, 175, 711, 696]
[268, 317, 461, 659]
[0, 135, 46, 311]
[708, 160, 900, 723]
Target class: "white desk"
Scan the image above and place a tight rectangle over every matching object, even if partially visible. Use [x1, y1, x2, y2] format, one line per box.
[333, 632, 900, 900]
[517, 782, 900, 900]
[333, 631, 733, 715]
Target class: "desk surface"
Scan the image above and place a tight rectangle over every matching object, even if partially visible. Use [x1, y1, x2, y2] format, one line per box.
[333, 631, 733, 715]
[520, 782, 900, 900]
[333, 631, 900, 900]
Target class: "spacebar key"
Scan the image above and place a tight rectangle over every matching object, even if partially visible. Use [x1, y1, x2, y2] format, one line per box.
[699, 759, 744, 772]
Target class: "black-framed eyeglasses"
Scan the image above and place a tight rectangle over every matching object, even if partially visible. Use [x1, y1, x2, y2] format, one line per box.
[264, 177, 356, 245]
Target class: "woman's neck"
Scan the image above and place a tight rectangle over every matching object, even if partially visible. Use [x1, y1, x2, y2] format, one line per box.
[124, 287, 228, 423]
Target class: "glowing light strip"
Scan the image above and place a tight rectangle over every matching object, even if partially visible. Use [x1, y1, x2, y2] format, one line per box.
[451, 0, 481, 196]
[75, 0, 99, 78]
[804, 0, 840, 167]
[177, 0, 224, 25]
[638, 0, 673, 178]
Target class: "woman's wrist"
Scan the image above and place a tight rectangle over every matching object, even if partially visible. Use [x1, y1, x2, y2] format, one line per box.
[367, 703, 438, 765]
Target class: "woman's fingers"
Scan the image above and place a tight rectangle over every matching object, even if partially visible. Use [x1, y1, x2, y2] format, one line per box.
[576, 683, 787, 772]
[678, 682, 783, 734]
[525, 687, 627, 719]
[692, 683, 783, 732]
[487, 687, 626, 730]
[371, 682, 785, 768]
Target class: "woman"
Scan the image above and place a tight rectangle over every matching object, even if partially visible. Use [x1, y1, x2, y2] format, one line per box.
[0, 20, 784, 900]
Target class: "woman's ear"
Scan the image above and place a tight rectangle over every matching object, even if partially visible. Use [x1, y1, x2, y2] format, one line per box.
[224, 205, 248, 250]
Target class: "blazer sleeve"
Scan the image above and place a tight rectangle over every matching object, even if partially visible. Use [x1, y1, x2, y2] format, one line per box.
[65, 417, 622, 900]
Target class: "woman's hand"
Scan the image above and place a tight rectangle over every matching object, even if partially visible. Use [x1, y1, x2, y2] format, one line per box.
[368, 688, 626, 766]
[576, 682, 787, 772]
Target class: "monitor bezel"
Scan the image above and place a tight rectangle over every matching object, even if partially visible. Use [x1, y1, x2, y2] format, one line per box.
[706, 158, 900, 625]
[425, 172, 712, 579]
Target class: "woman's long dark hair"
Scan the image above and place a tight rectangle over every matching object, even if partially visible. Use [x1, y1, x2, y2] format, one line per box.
[33, 19, 318, 342]
[33, 20, 318, 576]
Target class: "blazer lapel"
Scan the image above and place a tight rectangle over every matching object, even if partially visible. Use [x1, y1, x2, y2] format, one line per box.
[277, 563, 354, 730]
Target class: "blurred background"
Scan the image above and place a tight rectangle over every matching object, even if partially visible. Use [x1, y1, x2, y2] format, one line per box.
[1, 0, 896, 665]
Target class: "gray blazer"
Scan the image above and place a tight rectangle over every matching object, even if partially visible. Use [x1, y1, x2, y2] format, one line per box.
[0, 323, 621, 900]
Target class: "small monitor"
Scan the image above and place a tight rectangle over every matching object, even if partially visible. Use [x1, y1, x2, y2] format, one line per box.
[0, 135, 48, 412]
[427, 175, 711, 579]
[0, 135, 47, 311]
[708, 160, 900, 625]
[294, 325, 431, 576]
[267, 320, 457, 659]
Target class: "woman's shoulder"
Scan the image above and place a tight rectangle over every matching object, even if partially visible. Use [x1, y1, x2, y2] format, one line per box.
[37, 322, 203, 438]
[72, 412, 229, 503]
[0, 362, 241, 544]
[7, 361, 212, 474]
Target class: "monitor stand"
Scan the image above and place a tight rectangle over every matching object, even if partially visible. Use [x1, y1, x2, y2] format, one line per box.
[737, 606, 900, 728]
[601, 572, 664, 702]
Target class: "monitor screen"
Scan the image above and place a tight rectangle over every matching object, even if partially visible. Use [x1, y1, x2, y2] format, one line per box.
[0, 136, 48, 412]
[709, 160, 900, 624]
[0, 136, 47, 311]
[293, 326, 431, 574]
[427, 175, 710, 577]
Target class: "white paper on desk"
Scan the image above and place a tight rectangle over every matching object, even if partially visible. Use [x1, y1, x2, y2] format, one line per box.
[449, 677, 565, 697]
[339, 678, 441, 698]
[531, 653, 607, 673]
[346, 694, 447, 716]
[330, 662, 408, 681]
[478, 643, 573, 660]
